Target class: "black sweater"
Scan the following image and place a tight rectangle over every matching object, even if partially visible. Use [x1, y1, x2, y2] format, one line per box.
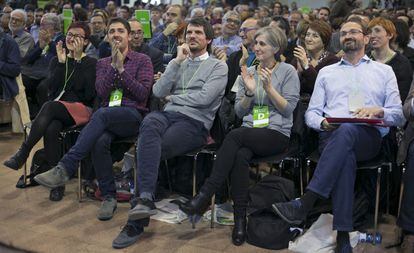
[387, 52, 413, 102]
[47, 56, 97, 108]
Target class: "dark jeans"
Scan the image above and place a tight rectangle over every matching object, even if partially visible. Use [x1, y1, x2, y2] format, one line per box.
[60, 106, 142, 198]
[136, 111, 208, 196]
[307, 123, 382, 231]
[24, 101, 75, 166]
[397, 141, 414, 233]
[201, 127, 289, 216]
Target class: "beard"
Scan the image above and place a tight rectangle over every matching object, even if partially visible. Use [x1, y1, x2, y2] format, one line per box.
[341, 39, 364, 52]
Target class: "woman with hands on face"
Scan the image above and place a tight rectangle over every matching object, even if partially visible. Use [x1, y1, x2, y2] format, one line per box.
[292, 20, 339, 96]
[180, 26, 300, 246]
[4, 22, 97, 201]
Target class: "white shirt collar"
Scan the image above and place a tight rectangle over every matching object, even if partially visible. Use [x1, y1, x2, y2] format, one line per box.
[189, 52, 209, 62]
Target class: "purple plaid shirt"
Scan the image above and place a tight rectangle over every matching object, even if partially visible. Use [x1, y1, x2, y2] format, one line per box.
[96, 50, 154, 113]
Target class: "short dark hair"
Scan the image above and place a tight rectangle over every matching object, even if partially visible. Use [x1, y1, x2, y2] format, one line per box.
[342, 17, 368, 35]
[120, 5, 130, 12]
[24, 4, 35, 12]
[186, 17, 214, 52]
[272, 15, 290, 36]
[68, 21, 91, 40]
[319, 6, 330, 15]
[44, 3, 57, 13]
[35, 8, 44, 13]
[393, 19, 410, 49]
[108, 17, 131, 33]
[73, 7, 88, 22]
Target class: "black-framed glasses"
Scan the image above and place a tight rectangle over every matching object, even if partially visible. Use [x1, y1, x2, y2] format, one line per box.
[340, 29, 364, 37]
[239, 27, 257, 34]
[224, 18, 241, 25]
[130, 30, 143, 36]
[66, 32, 85, 39]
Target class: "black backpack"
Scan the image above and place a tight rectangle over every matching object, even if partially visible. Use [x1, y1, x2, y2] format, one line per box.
[246, 175, 300, 250]
[16, 148, 51, 188]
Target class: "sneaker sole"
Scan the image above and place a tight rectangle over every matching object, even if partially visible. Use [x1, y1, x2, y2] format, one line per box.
[112, 233, 142, 249]
[33, 176, 66, 188]
[128, 209, 157, 221]
[271, 203, 303, 225]
[98, 206, 117, 221]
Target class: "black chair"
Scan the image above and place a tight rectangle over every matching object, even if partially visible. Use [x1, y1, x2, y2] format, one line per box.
[250, 101, 307, 194]
[77, 135, 138, 202]
[22, 122, 83, 187]
[163, 110, 226, 229]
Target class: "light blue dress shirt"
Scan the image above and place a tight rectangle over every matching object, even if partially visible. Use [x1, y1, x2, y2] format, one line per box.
[305, 55, 405, 137]
[212, 35, 242, 56]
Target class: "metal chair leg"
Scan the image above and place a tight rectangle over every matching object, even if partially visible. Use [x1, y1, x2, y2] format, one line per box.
[78, 166, 82, 202]
[192, 153, 199, 229]
[374, 167, 382, 232]
[134, 148, 138, 195]
[386, 163, 392, 215]
[23, 126, 28, 185]
[210, 195, 215, 228]
[278, 160, 283, 177]
[398, 166, 406, 218]
[306, 159, 311, 185]
[164, 160, 172, 193]
[299, 158, 304, 195]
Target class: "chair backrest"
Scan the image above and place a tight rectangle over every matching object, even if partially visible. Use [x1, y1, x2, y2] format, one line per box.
[289, 100, 307, 148]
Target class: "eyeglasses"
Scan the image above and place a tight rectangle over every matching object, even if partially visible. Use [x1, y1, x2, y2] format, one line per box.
[239, 27, 257, 34]
[66, 32, 85, 39]
[10, 17, 24, 23]
[130, 30, 143, 36]
[224, 18, 241, 25]
[340, 29, 364, 37]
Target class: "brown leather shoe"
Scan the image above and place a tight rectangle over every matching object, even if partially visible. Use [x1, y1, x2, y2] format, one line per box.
[400, 234, 414, 253]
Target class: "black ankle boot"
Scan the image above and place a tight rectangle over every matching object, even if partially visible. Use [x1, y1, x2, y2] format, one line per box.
[180, 191, 212, 216]
[232, 215, 247, 246]
[4, 145, 30, 170]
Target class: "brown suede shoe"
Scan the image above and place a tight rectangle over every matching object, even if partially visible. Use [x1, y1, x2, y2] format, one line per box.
[400, 235, 414, 253]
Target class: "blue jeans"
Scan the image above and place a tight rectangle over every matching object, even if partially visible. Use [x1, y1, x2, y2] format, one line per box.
[307, 123, 382, 231]
[136, 111, 208, 196]
[60, 106, 142, 197]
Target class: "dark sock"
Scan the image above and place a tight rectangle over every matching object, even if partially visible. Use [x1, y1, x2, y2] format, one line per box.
[299, 190, 320, 213]
[336, 231, 350, 248]
[404, 230, 414, 235]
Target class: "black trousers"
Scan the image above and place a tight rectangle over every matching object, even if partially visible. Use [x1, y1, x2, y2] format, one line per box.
[24, 101, 75, 167]
[397, 140, 414, 233]
[22, 74, 49, 118]
[201, 127, 289, 215]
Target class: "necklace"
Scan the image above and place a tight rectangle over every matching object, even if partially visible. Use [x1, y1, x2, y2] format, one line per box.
[307, 50, 328, 66]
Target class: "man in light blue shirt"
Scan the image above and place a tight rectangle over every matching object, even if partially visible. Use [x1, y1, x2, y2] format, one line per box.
[272, 18, 405, 253]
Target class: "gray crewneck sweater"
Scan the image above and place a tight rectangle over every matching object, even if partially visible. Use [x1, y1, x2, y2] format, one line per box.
[153, 56, 228, 130]
[235, 62, 300, 137]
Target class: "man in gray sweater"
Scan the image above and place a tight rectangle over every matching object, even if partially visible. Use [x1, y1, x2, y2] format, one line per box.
[112, 17, 228, 249]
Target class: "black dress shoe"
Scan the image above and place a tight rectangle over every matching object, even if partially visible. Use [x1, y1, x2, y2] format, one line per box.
[49, 186, 65, 201]
[232, 215, 246, 246]
[271, 199, 306, 225]
[4, 146, 30, 170]
[179, 191, 212, 216]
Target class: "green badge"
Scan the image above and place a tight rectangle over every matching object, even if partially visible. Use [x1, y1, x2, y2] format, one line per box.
[253, 105, 269, 128]
[109, 89, 123, 107]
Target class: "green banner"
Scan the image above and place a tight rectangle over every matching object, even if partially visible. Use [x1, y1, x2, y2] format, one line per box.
[63, 9, 73, 35]
[135, 10, 152, 39]
[37, 0, 51, 9]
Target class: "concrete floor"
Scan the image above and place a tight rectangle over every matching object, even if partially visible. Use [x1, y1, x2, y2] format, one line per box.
[0, 124, 403, 253]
